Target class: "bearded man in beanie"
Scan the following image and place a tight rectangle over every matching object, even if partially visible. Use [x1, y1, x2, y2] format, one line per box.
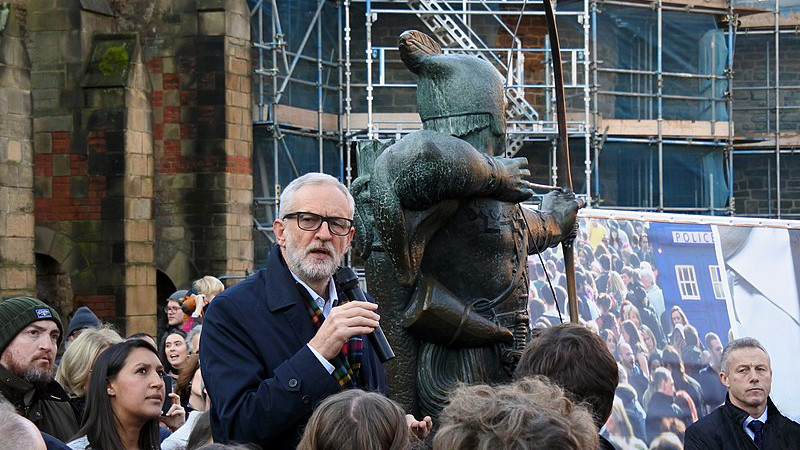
[0, 296, 78, 441]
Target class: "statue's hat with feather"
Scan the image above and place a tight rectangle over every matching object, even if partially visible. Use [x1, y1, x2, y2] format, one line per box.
[399, 30, 506, 137]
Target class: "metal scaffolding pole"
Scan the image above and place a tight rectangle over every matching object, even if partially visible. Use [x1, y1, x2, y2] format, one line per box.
[365, 0, 374, 140]
[657, 0, 664, 212]
[775, 0, 782, 218]
[726, 4, 735, 215]
[345, 0, 354, 187]
[318, 0, 324, 173]
[583, 0, 593, 206]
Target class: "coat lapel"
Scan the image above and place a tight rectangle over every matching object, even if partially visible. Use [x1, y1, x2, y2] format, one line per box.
[263, 246, 318, 350]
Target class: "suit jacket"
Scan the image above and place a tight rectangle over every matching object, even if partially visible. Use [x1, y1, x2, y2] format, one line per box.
[645, 392, 685, 444]
[685, 395, 800, 450]
[200, 246, 388, 450]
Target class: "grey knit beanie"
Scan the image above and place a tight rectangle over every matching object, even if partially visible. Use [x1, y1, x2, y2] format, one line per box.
[0, 296, 63, 354]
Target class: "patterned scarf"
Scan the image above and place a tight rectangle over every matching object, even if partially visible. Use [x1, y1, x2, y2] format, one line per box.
[295, 283, 363, 388]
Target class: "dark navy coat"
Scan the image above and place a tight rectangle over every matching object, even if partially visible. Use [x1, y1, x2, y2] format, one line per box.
[685, 395, 800, 450]
[200, 246, 388, 450]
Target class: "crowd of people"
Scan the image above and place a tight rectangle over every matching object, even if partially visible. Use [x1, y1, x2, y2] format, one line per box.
[527, 217, 736, 449]
[0, 173, 797, 450]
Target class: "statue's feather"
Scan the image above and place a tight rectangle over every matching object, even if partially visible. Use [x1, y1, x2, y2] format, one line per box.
[399, 30, 442, 73]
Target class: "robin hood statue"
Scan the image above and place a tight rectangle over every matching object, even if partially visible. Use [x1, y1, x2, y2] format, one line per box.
[351, 30, 580, 419]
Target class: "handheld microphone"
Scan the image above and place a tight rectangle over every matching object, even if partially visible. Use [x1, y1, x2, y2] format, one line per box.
[334, 267, 396, 363]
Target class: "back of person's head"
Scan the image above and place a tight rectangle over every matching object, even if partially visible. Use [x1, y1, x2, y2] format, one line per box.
[0, 398, 46, 449]
[539, 284, 556, 306]
[651, 367, 672, 392]
[187, 411, 214, 449]
[704, 332, 720, 349]
[607, 397, 635, 439]
[297, 389, 412, 450]
[177, 353, 200, 406]
[684, 325, 700, 348]
[193, 276, 225, 297]
[648, 432, 682, 450]
[56, 325, 123, 398]
[195, 444, 258, 450]
[435, 376, 599, 450]
[596, 294, 612, 312]
[622, 320, 642, 347]
[515, 323, 618, 428]
[598, 254, 611, 271]
[659, 417, 686, 442]
[661, 345, 685, 375]
[528, 298, 545, 322]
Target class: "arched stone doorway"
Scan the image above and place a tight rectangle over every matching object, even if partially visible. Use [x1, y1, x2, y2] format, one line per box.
[35, 253, 74, 321]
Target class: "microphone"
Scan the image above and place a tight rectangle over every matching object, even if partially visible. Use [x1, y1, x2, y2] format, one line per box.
[334, 267, 395, 363]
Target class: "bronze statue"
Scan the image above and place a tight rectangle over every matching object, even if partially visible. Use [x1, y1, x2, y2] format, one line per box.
[352, 30, 580, 419]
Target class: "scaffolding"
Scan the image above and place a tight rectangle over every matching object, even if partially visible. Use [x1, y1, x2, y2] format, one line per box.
[248, 0, 797, 264]
[730, 0, 800, 218]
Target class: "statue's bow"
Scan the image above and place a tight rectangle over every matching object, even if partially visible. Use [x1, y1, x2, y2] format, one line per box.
[542, 0, 580, 323]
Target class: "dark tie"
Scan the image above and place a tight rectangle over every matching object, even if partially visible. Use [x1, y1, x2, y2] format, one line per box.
[748, 419, 764, 449]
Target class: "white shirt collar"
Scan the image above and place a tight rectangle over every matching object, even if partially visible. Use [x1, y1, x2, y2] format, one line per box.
[290, 271, 339, 317]
[745, 407, 768, 425]
[743, 406, 769, 440]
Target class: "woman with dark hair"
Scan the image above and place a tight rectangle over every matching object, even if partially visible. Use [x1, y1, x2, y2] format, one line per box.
[67, 339, 185, 450]
[660, 345, 703, 421]
[162, 332, 190, 378]
[621, 320, 650, 379]
[297, 389, 420, 450]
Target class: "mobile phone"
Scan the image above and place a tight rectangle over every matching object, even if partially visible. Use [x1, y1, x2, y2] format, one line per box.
[162, 375, 174, 415]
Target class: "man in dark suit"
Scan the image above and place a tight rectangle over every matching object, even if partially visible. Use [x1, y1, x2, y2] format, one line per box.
[685, 337, 800, 449]
[645, 367, 687, 444]
[201, 173, 431, 450]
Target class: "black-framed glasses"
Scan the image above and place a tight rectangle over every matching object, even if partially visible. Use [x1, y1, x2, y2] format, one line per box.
[283, 212, 353, 236]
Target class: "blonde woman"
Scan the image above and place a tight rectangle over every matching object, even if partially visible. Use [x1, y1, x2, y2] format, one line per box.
[189, 276, 226, 319]
[605, 397, 647, 450]
[55, 325, 123, 420]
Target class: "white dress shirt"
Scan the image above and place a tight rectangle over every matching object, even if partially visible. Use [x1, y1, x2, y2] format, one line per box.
[291, 272, 338, 374]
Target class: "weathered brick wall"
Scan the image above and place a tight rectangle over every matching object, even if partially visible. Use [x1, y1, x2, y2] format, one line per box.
[112, 0, 253, 292]
[733, 153, 800, 216]
[28, 1, 120, 320]
[733, 34, 800, 134]
[7, 0, 253, 333]
[732, 33, 800, 216]
[0, 7, 36, 298]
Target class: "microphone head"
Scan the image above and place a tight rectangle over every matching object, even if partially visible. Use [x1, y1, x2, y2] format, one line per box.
[334, 267, 360, 291]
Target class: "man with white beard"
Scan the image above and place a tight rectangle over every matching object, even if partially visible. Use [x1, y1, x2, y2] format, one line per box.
[201, 173, 427, 450]
[0, 297, 78, 442]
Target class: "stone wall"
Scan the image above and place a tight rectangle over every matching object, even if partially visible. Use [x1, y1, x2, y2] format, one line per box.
[732, 153, 800, 216]
[0, 0, 254, 335]
[0, 7, 36, 298]
[731, 32, 800, 216]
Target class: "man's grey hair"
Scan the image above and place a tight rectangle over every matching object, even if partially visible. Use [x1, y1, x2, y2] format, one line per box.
[638, 268, 655, 285]
[186, 325, 202, 354]
[720, 337, 770, 374]
[278, 173, 355, 218]
[0, 398, 43, 449]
